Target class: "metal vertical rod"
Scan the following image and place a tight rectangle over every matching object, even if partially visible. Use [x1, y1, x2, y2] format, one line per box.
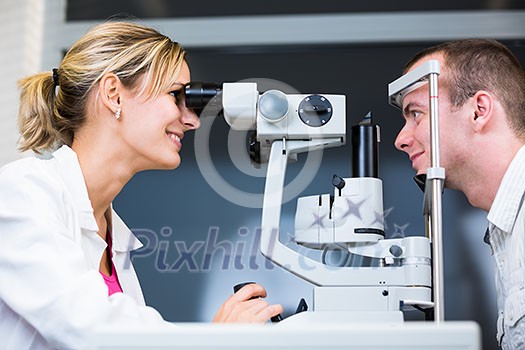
[428, 72, 445, 322]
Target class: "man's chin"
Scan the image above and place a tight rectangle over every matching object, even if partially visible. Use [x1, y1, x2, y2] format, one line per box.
[412, 165, 427, 175]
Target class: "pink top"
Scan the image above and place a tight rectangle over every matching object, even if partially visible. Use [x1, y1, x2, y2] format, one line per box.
[100, 234, 123, 296]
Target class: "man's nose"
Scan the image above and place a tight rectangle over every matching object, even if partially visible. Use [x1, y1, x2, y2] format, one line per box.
[394, 123, 413, 151]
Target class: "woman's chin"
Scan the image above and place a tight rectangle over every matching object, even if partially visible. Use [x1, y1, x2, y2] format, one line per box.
[154, 154, 181, 171]
[165, 159, 181, 170]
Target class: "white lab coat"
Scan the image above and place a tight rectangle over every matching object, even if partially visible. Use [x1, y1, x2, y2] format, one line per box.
[0, 145, 170, 349]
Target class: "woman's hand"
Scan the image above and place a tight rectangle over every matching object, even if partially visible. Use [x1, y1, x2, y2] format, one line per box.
[212, 283, 283, 323]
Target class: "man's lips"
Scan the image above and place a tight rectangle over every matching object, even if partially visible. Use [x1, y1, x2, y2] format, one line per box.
[410, 151, 424, 162]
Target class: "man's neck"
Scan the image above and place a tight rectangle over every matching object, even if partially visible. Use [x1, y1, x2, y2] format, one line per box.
[461, 142, 523, 212]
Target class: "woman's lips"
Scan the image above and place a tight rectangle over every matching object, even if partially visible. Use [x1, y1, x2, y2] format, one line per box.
[167, 132, 182, 149]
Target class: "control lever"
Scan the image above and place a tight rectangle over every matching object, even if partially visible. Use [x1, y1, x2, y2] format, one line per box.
[233, 282, 282, 322]
[232, 282, 308, 323]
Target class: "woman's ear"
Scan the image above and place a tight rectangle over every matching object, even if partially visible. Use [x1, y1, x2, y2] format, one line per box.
[98, 73, 122, 114]
[470, 91, 494, 133]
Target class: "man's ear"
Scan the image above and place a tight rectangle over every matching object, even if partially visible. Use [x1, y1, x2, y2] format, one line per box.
[470, 91, 494, 133]
[98, 73, 122, 114]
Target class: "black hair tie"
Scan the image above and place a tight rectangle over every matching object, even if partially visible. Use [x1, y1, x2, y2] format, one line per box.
[52, 68, 59, 87]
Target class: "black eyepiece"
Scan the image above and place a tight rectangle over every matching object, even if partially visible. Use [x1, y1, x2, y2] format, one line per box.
[185, 82, 223, 117]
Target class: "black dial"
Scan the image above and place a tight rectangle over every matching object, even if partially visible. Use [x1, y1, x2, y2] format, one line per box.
[298, 94, 333, 127]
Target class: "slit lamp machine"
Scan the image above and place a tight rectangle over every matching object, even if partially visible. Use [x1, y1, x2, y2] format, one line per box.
[184, 60, 445, 324]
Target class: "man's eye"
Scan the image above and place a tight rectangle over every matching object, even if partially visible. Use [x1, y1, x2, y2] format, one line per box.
[412, 111, 422, 119]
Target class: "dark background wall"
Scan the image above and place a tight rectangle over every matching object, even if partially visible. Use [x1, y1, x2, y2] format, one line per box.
[66, 0, 525, 19]
[66, 2, 525, 349]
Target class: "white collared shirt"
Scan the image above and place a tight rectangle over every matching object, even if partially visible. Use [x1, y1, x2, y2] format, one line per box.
[0, 146, 168, 349]
[487, 145, 525, 350]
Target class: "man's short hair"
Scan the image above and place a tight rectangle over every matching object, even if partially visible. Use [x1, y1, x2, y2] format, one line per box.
[405, 39, 525, 139]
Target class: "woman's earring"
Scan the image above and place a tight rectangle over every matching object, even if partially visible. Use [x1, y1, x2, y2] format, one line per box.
[115, 107, 121, 120]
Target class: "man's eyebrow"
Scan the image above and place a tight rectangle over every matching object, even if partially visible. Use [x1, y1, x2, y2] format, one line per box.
[403, 101, 425, 117]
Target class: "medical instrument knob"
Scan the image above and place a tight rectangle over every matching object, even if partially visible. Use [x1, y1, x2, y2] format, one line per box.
[298, 94, 333, 127]
[389, 245, 403, 257]
[332, 174, 346, 190]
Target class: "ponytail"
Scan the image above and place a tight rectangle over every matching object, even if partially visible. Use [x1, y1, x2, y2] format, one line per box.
[17, 72, 62, 153]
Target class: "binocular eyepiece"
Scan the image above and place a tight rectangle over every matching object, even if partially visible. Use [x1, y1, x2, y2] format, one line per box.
[184, 82, 223, 117]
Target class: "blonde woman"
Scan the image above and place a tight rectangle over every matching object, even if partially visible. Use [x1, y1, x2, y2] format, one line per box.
[0, 21, 282, 349]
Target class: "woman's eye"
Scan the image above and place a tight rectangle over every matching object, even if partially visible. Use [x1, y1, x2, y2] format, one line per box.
[169, 90, 183, 101]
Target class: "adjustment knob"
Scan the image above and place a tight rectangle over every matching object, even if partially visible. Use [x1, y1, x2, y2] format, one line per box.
[298, 94, 333, 127]
[389, 245, 403, 257]
[332, 174, 346, 190]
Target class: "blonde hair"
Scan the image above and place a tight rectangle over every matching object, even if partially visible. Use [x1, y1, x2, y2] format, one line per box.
[17, 21, 186, 153]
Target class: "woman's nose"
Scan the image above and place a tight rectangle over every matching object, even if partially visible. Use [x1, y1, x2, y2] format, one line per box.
[182, 107, 201, 130]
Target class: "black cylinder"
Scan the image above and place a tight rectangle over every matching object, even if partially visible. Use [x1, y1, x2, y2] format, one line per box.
[351, 112, 379, 178]
[184, 82, 223, 117]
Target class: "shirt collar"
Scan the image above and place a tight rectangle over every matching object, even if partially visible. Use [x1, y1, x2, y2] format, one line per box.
[487, 145, 525, 233]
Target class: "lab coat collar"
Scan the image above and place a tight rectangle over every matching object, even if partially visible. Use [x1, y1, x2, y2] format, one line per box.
[52, 145, 143, 252]
[109, 209, 144, 252]
[52, 145, 99, 232]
